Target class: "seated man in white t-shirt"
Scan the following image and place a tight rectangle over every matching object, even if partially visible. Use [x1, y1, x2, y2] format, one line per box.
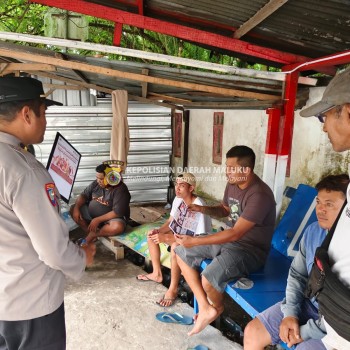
[136, 173, 212, 307]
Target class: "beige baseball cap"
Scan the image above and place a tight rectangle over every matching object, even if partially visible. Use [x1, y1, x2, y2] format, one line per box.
[176, 172, 196, 189]
[300, 67, 350, 118]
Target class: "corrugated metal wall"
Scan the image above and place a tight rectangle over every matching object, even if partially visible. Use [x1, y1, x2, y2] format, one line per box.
[34, 100, 172, 203]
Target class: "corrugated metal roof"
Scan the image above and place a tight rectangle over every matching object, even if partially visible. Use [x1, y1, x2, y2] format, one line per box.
[149, 0, 268, 28]
[86, 0, 350, 63]
[5, 0, 346, 108]
[150, 0, 350, 59]
[0, 40, 301, 110]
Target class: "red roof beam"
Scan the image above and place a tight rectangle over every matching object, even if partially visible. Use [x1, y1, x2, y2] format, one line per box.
[31, 0, 310, 65]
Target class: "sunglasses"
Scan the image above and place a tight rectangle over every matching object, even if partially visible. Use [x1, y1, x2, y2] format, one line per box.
[315, 105, 336, 123]
[317, 115, 325, 123]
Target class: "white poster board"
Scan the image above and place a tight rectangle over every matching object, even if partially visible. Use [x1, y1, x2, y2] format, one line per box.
[169, 200, 201, 236]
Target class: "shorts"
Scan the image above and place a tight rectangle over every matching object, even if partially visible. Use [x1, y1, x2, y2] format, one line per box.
[79, 204, 127, 229]
[175, 242, 263, 293]
[257, 301, 326, 349]
[0, 303, 66, 350]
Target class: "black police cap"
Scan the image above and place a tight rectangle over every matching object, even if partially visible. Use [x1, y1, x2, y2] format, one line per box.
[0, 77, 62, 106]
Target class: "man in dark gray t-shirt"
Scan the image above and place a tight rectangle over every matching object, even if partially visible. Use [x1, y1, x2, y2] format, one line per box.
[223, 174, 276, 260]
[71, 163, 130, 243]
[175, 145, 276, 336]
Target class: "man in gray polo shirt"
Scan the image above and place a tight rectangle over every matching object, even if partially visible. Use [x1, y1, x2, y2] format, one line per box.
[0, 77, 96, 350]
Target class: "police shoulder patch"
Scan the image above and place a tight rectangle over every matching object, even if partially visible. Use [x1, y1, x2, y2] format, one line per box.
[45, 183, 57, 207]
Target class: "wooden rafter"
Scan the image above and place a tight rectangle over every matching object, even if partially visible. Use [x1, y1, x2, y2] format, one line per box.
[129, 94, 181, 110]
[0, 63, 9, 75]
[182, 101, 282, 109]
[234, 0, 288, 39]
[54, 52, 90, 83]
[28, 70, 182, 110]
[0, 63, 56, 75]
[71, 69, 89, 83]
[0, 48, 280, 101]
[43, 83, 84, 91]
[147, 93, 192, 103]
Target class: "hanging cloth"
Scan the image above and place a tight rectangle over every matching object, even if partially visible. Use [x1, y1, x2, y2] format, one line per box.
[110, 90, 129, 172]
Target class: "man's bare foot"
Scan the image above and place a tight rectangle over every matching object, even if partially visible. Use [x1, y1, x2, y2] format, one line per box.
[188, 305, 220, 336]
[157, 289, 177, 307]
[136, 273, 162, 283]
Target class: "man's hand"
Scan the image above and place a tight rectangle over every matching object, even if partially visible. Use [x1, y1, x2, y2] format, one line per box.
[174, 234, 196, 248]
[88, 217, 101, 232]
[147, 229, 159, 238]
[187, 204, 203, 213]
[279, 316, 303, 347]
[82, 242, 96, 267]
[149, 231, 166, 244]
[287, 329, 303, 347]
[72, 206, 83, 223]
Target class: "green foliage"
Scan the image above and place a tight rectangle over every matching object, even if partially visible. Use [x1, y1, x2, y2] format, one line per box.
[0, 0, 45, 35]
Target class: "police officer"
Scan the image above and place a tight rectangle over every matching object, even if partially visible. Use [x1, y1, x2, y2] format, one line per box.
[300, 67, 350, 349]
[0, 76, 96, 350]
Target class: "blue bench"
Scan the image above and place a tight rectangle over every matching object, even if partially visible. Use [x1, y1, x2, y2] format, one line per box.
[194, 184, 318, 349]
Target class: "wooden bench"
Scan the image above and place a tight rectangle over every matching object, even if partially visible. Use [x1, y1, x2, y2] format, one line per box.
[99, 216, 171, 267]
[194, 184, 318, 349]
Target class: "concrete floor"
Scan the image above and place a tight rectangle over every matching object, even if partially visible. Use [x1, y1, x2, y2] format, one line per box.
[64, 242, 243, 350]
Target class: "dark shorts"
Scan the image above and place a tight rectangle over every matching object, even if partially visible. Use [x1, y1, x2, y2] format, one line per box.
[175, 242, 263, 293]
[257, 301, 326, 350]
[0, 303, 66, 350]
[79, 204, 127, 229]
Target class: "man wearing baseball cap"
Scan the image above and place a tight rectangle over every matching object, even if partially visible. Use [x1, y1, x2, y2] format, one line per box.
[300, 67, 350, 349]
[0, 76, 96, 349]
[137, 172, 212, 308]
[177, 172, 196, 187]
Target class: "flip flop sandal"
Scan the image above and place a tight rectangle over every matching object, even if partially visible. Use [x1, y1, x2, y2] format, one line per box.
[155, 312, 193, 325]
[136, 275, 161, 283]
